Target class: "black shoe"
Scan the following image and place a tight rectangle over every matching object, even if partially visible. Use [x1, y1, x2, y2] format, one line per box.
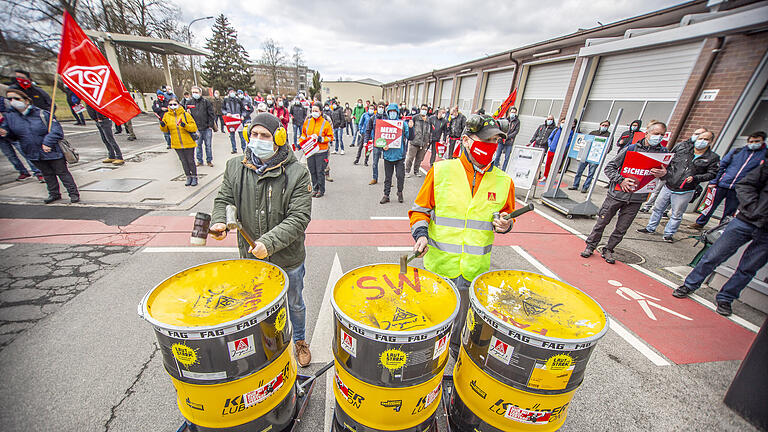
[127, 136, 137, 141]
[602, 249, 615, 264]
[312, 191, 319, 198]
[580, 247, 594, 258]
[190, 177, 198, 187]
[69, 196, 80, 203]
[43, 195, 61, 204]
[639, 207, 650, 213]
[231, 151, 237, 154]
[353, 160, 359, 165]
[580, 189, 588, 193]
[637, 228, 654, 234]
[364, 162, 369, 166]
[663, 235, 674, 243]
[397, 192, 404, 203]
[662, 210, 670, 218]
[315, 192, 324, 198]
[185, 176, 192, 186]
[380, 196, 390, 204]
[716, 301, 732, 316]
[672, 286, 694, 298]
[568, 186, 577, 190]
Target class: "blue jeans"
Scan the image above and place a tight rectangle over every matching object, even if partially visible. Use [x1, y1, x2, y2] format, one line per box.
[229, 131, 246, 152]
[493, 144, 513, 171]
[345, 123, 352, 135]
[334, 128, 344, 151]
[292, 123, 301, 146]
[163, 132, 171, 148]
[284, 262, 307, 341]
[195, 128, 213, 163]
[0, 139, 40, 175]
[684, 218, 768, 304]
[372, 147, 382, 180]
[646, 186, 693, 236]
[573, 161, 598, 190]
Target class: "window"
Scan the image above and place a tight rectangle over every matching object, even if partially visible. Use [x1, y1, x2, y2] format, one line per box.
[551, 99, 563, 118]
[582, 100, 612, 123]
[533, 99, 552, 117]
[519, 98, 535, 116]
[608, 100, 644, 126]
[640, 101, 675, 127]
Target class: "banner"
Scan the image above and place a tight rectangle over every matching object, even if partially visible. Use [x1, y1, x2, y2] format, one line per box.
[510, 146, 546, 190]
[223, 114, 243, 133]
[697, 184, 717, 214]
[492, 87, 517, 119]
[57, 11, 141, 124]
[585, 136, 608, 164]
[298, 136, 319, 158]
[374, 119, 403, 148]
[614, 151, 674, 194]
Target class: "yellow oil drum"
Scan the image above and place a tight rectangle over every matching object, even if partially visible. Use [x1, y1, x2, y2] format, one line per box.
[449, 270, 608, 431]
[331, 264, 459, 432]
[138, 259, 297, 431]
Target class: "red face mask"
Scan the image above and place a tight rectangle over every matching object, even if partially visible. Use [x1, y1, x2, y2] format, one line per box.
[468, 139, 498, 167]
[157, 95, 165, 102]
[16, 77, 32, 89]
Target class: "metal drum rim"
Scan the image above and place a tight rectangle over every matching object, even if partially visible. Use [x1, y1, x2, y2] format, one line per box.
[330, 263, 460, 341]
[468, 269, 610, 345]
[138, 258, 289, 333]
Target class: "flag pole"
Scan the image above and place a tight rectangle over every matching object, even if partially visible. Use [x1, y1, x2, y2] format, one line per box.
[48, 14, 65, 133]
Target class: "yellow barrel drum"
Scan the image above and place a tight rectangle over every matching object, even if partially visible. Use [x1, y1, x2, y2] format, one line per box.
[138, 259, 297, 431]
[449, 270, 608, 431]
[331, 264, 459, 432]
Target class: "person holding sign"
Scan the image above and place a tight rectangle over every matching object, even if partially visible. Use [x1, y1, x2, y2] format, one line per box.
[569, 120, 611, 192]
[301, 103, 334, 198]
[363, 101, 387, 184]
[379, 103, 412, 204]
[582, 122, 669, 264]
[223, 88, 246, 154]
[409, 114, 516, 359]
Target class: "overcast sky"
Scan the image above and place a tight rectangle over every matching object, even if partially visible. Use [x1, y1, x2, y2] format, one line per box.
[181, 0, 686, 84]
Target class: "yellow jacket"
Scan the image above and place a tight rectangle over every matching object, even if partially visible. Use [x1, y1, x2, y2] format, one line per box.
[160, 107, 198, 149]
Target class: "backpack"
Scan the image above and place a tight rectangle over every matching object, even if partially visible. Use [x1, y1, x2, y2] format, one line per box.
[40, 111, 79, 164]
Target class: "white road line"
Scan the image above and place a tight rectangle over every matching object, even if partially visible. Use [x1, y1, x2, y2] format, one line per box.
[629, 264, 759, 333]
[377, 246, 413, 252]
[608, 319, 671, 366]
[370, 216, 409, 220]
[516, 198, 587, 240]
[325, 366, 336, 432]
[142, 247, 239, 253]
[0, 244, 13, 250]
[511, 245, 671, 366]
[188, 213, 197, 217]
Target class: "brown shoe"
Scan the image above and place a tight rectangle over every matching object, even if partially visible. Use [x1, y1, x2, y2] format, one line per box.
[369, 179, 377, 185]
[326, 176, 334, 182]
[688, 223, 704, 230]
[295, 340, 311, 367]
[207, 162, 214, 167]
[111, 159, 125, 165]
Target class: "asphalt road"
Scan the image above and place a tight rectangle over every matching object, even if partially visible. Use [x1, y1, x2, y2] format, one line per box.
[0, 129, 763, 432]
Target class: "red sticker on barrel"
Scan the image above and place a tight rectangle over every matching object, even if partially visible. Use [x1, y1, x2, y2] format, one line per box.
[433, 333, 449, 359]
[340, 329, 357, 357]
[488, 336, 513, 364]
[505, 405, 552, 424]
[228, 335, 255, 361]
[243, 371, 284, 407]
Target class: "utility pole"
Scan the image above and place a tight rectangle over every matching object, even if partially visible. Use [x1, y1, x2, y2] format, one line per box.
[187, 16, 213, 86]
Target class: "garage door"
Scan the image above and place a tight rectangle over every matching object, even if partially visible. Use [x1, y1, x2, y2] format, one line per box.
[417, 83, 425, 105]
[408, 84, 416, 108]
[439, 79, 453, 109]
[482, 69, 515, 113]
[457, 75, 477, 113]
[427, 81, 436, 107]
[517, 60, 575, 145]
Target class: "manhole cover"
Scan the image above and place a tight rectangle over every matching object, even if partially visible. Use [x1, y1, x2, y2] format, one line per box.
[598, 246, 645, 264]
[80, 178, 152, 192]
[171, 173, 208, 181]
[126, 151, 166, 163]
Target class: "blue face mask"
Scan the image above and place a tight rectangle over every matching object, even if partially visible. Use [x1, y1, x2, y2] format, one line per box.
[247, 138, 275, 160]
[388, 111, 398, 120]
[747, 142, 764, 150]
[192, 93, 201, 99]
[647, 134, 663, 146]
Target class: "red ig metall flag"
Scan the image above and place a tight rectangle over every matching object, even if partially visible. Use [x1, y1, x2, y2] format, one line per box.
[57, 11, 141, 124]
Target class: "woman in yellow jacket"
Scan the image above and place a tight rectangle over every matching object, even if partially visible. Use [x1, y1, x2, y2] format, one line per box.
[300, 102, 334, 197]
[160, 97, 199, 186]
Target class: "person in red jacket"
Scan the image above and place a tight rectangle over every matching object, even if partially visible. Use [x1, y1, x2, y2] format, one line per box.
[270, 96, 290, 130]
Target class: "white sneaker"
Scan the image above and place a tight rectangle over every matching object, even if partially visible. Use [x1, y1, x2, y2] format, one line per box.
[331, 150, 338, 154]
[340, 150, 345, 155]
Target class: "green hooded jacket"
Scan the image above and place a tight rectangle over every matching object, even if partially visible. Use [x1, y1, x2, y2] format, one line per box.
[212, 150, 312, 270]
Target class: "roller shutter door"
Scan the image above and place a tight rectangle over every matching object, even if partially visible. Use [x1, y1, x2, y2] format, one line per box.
[482, 69, 515, 113]
[427, 82, 436, 106]
[518, 61, 575, 145]
[439, 79, 453, 109]
[457, 75, 477, 113]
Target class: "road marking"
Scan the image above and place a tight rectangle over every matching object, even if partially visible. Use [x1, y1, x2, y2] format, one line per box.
[608, 319, 671, 366]
[377, 246, 412, 252]
[511, 245, 671, 366]
[629, 264, 759, 333]
[63, 121, 156, 136]
[0, 244, 13, 250]
[516, 199, 587, 240]
[613, 281, 693, 321]
[142, 247, 238, 253]
[188, 213, 197, 217]
[370, 216, 409, 220]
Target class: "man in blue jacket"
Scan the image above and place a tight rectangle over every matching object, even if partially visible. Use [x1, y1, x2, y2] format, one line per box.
[689, 131, 766, 229]
[379, 103, 411, 204]
[354, 104, 375, 165]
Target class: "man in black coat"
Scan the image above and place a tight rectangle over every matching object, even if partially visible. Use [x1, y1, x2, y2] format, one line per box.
[330, 101, 345, 154]
[427, 108, 447, 166]
[184, 86, 216, 167]
[672, 152, 768, 316]
[493, 106, 520, 170]
[529, 115, 556, 149]
[289, 98, 307, 148]
[446, 106, 466, 159]
[7, 69, 52, 111]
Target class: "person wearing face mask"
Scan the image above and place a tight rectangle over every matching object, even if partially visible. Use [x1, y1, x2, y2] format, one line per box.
[289, 97, 307, 148]
[329, 100, 346, 154]
[1, 89, 79, 203]
[152, 89, 173, 149]
[301, 103, 334, 197]
[7, 69, 52, 111]
[212, 90, 225, 134]
[241, 90, 254, 121]
[570, 120, 612, 192]
[689, 131, 767, 230]
[362, 102, 388, 183]
[637, 130, 720, 241]
[541, 118, 577, 182]
[493, 106, 520, 171]
[528, 115, 556, 149]
[446, 106, 467, 159]
[159, 97, 199, 186]
[351, 99, 365, 142]
[269, 97, 290, 131]
[354, 104, 376, 165]
[582, 122, 669, 264]
[404, 104, 432, 177]
[209, 112, 313, 366]
[617, 119, 644, 150]
[183, 86, 216, 167]
[343, 103, 353, 137]
[427, 108, 447, 166]
[222, 88, 246, 154]
[410, 114, 516, 359]
[379, 103, 412, 204]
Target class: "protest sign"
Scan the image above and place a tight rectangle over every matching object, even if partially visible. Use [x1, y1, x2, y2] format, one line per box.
[223, 114, 243, 133]
[374, 119, 404, 148]
[298, 136, 319, 158]
[586, 136, 608, 164]
[697, 184, 717, 214]
[510, 146, 546, 190]
[615, 151, 674, 194]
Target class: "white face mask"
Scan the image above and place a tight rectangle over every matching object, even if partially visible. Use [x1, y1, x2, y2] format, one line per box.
[229, 92, 235, 98]
[168, 104, 179, 110]
[420, 110, 427, 116]
[647, 134, 663, 146]
[247, 138, 275, 159]
[10, 100, 27, 111]
[600, 126, 608, 132]
[377, 108, 384, 115]
[367, 109, 374, 115]
[509, 113, 516, 119]
[192, 93, 201, 99]
[746, 142, 764, 150]
[311, 111, 320, 118]
[694, 139, 709, 150]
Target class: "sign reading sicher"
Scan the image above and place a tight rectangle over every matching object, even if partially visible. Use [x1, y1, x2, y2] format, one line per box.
[615, 151, 674, 194]
[374, 120, 404, 148]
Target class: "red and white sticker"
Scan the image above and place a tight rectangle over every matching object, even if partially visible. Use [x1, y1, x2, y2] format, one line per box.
[228, 335, 255, 361]
[424, 381, 442, 410]
[433, 333, 449, 359]
[243, 371, 284, 407]
[488, 336, 513, 364]
[340, 329, 357, 357]
[505, 405, 552, 424]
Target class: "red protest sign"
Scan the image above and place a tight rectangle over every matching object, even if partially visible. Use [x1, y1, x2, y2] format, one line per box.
[223, 114, 243, 133]
[298, 136, 319, 157]
[374, 119, 403, 148]
[697, 184, 717, 214]
[615, 151, 674, 194]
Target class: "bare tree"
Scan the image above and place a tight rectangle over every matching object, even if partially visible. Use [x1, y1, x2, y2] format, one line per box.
[259, 38, 286, 94]
[292, 46, 304, 93]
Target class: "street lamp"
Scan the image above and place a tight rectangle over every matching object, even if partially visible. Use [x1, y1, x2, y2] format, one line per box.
[187, 16, 214, 86]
